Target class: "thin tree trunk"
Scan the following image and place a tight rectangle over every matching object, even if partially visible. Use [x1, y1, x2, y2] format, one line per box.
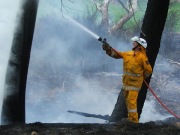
[101, 0, 111, 27]
[1, 0, 39, 125]
[110, 11, 135, 34]
[109, 0, 137, 34]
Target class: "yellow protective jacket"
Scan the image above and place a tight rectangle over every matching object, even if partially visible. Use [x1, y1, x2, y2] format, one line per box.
[108, 49, 152, 91]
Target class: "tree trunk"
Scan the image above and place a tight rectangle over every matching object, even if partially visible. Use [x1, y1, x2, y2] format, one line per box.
[109, 0, 137, 34]
[110, 11, 135, 34]
[108, 90, 127, 122]
[138, 0, 170, 119]
[1, 0, 39, 125]
[93, 0, 111, 31]
[109, 0, 170, 122]
[101, 0, 111, 27]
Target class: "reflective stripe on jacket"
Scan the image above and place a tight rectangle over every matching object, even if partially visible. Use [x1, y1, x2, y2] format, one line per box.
[116, 51, 152, 91]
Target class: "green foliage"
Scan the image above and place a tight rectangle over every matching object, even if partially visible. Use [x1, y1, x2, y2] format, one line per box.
[108, 1, 146, 34]
[167, 2, 180, 32]
[39, 0, 180, 33]
[123, 11, 144, 29]
[109, 4, 126, 23]
[108, 1, 180, 33]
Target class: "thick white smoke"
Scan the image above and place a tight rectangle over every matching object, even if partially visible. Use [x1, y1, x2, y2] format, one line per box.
[140, 99, 171, 123]
[26, 0, 173, 124]
[0, 0, 177, 124]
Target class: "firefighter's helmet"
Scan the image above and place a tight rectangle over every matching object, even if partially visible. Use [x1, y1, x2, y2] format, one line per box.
[131, 36, 147, 49]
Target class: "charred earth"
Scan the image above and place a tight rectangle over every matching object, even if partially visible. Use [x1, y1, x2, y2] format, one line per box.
[0, 118, 180, 135]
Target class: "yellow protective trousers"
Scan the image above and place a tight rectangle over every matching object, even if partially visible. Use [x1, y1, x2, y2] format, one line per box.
[123, 90, 139, 123]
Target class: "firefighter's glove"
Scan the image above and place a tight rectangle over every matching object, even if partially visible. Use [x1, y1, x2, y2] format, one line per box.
[102, 43, 112, 52]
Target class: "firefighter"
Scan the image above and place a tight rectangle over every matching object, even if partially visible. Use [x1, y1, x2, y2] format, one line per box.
[102, 36, 152, 123]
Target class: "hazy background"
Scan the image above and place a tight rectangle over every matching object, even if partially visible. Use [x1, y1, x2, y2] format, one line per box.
[1, 0, 179, 124]
[26, 0, 125, 123]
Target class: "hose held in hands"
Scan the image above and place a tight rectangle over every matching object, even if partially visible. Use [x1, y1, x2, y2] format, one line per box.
[98, 37, 119, 56]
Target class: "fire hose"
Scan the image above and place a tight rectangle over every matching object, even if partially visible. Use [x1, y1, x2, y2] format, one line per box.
[144, 80, 180, 120]
[98, 37, 180, 120]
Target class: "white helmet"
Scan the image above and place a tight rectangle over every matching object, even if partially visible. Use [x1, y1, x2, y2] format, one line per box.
[131, 36, 147, 48]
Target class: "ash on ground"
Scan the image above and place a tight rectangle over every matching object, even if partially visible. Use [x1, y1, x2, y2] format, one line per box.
[0, 118, 180, 135]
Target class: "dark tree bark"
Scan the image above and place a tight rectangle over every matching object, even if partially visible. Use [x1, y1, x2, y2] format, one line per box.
[108, 90, 127, 122]
[1, 0, 39, 125]
[138, 0, 170, 119]
[109, 0, 170, 122]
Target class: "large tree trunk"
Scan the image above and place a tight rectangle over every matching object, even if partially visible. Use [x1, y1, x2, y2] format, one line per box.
[138, 0, 170, 119]
[109, 0, 170, 122]
[1, 0, 39, 125]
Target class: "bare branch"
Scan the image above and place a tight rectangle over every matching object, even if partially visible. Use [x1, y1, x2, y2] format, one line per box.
[109, 11, 134, 33]
[117, 0, 129, 13]
[109, 0, 138, 34]
[93, 0, 103, 12]
[60, 0, 80, 18]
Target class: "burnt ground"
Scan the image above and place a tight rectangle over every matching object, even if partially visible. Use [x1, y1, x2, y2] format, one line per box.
[0, 120, 180, 135]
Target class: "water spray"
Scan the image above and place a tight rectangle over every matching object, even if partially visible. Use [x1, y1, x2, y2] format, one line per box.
[66, 15, 109, 45]
[66, 16, 99, 40]
[66, 16, 117, 53]
[69, 17, 110, 46]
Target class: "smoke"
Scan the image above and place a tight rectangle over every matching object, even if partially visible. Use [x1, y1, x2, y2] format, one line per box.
[26, 74, 118, 123]
[0, 0, 21, 122]
[25, 1, 164, 124]
[0, 0, 176, 124]
[26, 0, 175, 123]
[25, 0, 123, 123]
[139, 98, 171, 123]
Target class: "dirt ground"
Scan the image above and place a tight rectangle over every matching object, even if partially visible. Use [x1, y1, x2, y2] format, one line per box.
[0, 121, 180, 135]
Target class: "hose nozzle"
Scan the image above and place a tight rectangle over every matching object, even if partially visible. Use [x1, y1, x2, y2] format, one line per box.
[98, 37, 102, 41]
[98, 37, 106, 44]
